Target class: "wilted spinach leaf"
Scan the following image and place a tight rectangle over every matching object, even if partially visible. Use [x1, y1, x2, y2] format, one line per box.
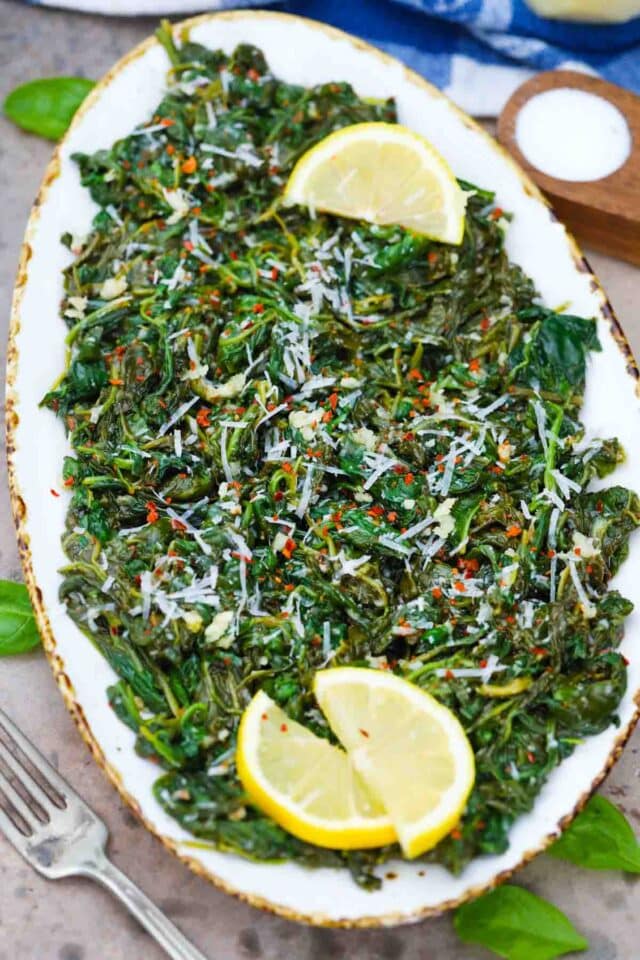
[509, 308, 600, 398]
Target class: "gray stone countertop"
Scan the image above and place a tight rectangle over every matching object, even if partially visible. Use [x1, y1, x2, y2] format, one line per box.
[0, 3, 638, 957]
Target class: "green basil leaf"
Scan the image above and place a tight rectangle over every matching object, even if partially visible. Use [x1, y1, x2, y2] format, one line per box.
[454, 885, 588, 960]
[549, 795, 640, 872]
[0, 581, 41, 656]
[4, 77, 95, 140]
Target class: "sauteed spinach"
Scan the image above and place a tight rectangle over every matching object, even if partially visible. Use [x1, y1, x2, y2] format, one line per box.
[44, 25, 639, 888]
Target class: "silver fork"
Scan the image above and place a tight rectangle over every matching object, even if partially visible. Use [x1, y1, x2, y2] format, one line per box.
[0, 707, 209, 960]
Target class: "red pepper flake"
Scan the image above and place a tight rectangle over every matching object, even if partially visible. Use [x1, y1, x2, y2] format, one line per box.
[50, 488, 60, 497]
[282, 538, 296, 560]
[444, 670, 455, 681]
[596, 500, 604, 513]
[146, 501, 159, 524]
[196, 407, 211, 428]
[274, 491, 284, 502]
[407, 368, 424, 382]
[359, 729, 370, 738]
[489, 207, 504, 221]
[160, 117, 175, 126]
[283, 583, 295, 592]
[368, 505, 385, 518]
[261, 713, 268, 721]
[453, 581, 466, 593]
[468, 358, 481, 373]
[387, 511, 398, 522]
[170, 518, 186, 532]
[63, 476, 75, 487]
[431, 586, 443, 599]
[404, 472, 415, 486]
[506, 524, 522, 538]
[247, 67, 261, 82]
[328, 392, 339, 411]
[166, 144, 175, 156]
[252, 302, 265, 314]
[183, 240, 194, 252]
[229, 251, 238, 261]
[527, 751, 536, 764]
[450, 828, 462, 840]
[480, 315, 491, 331]
[532, 646, 548, 657]
[427, 251, 439, 264]
[280, 723, 288, 733]
[270, 266, 279, 281]
[479, 659, 488, 668]
[586, 564, 593, 574]
[573, 547, 582, 556]
[232, 551, 253, 564]
[321, 410, 333, 424]
[547, 549, 556, 558]
[181, 156, 197, 174]
[109, 378, 124, 386]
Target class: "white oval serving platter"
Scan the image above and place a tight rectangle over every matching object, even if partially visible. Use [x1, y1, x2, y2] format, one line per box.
[7, 10, 640, 927]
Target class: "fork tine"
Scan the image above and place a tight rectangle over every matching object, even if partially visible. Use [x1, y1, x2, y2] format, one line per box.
[0, 765, 42, 831]
[0, 709, 66, 808]
[0, 789, 33, 846]
[0, 740, 60, 819]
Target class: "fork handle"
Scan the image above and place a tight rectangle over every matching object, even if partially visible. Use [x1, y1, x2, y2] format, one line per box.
[82, 853, 209, 960]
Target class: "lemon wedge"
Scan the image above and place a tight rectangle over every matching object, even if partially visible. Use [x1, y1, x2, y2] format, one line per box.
[314, 668, 475, 858]
[283, 122, 467, 244]
[236, 689, 395, 849]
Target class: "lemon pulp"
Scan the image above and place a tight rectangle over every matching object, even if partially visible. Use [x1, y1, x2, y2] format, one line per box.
[237, 689, 395, 849]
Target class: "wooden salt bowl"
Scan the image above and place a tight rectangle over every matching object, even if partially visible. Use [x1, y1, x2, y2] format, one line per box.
[498, 70, 640, 266]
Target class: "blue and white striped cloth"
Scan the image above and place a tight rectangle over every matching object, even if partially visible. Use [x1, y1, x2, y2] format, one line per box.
[277, 0, 640, 115]
[25, 0, 640, 116]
